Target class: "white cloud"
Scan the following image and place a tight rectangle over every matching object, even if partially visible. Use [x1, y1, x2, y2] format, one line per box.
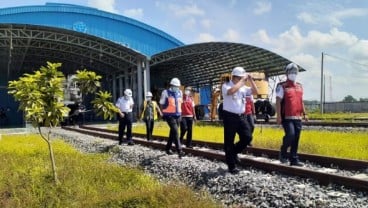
[298, 8, 368, 27]
[349, 40, 368, 63]
[174, 4, 205, 17]
[274, 25, 304, 53]
[123, 8, 144, 20]
[156, 2, 205, 17]
[182, 17, 196, 30]
[88, 0, 117, 13]
[252, 29, 271, 44]
[328, 8, 368, 27]
[253, 1, 272, 15]
[200, 19, 211, 29]
[223, 29, 240, 42]
[251, 25, 368, 100]
[197, 33, 216, 42]
[264, 26, 359, 55]
[297, 12, 317, 24]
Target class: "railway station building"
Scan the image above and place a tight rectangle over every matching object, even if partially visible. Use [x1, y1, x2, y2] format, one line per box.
[0, 3, 304, 127]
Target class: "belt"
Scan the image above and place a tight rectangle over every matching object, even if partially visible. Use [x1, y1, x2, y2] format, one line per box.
[223, 110, 245, 117]
[284, 116, 301, 120]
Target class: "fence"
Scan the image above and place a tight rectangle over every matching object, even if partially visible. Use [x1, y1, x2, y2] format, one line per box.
[305, 102, 368, 113]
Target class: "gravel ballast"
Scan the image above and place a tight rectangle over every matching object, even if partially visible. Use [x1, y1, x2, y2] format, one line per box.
[51, 128, 368, 208]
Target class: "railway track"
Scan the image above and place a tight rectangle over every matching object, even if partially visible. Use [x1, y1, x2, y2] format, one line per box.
[62, 125, 368, 192]
[202, 120, 368, 128]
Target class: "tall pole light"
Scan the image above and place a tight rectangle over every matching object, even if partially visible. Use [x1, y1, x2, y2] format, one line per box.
[320, 52, 324, 114]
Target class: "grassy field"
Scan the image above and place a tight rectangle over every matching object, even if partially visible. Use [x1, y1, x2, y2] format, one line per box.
[308, 112, 368, 122]
[0, 134, 219, 208]
[112, 120, 368, 161]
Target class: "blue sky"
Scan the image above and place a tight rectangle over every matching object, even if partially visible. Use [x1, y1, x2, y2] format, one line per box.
[2, 0, 368, 101]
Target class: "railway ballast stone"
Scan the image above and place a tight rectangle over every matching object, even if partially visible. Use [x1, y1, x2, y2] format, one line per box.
[50, 127, 368, 208]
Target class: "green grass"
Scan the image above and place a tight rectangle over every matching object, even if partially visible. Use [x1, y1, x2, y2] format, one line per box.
[308, 112, 368, 122]
[122, 121, 368, 161]
[0, 134, 219, 208]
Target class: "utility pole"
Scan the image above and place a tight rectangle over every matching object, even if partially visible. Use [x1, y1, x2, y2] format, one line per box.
[329, 75, 332, 102]
[320, 52, 324, 114]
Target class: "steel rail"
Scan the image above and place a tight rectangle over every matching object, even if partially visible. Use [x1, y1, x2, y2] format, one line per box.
[78, 125, 368, 171]
[62, 125, 368, 192]
[201, 120, 368, 128]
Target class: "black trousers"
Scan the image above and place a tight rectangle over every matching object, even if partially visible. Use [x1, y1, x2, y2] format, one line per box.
[223, 110, 252, 170]
[246, 114, 255, 134]
[280, 119, 302, 162]
[144, 119, 154, 141]
[246, 114, 255, 144]
[179, 116, 194, 146]
[165, 116, 182, 152]
[118, 112, 133, 143]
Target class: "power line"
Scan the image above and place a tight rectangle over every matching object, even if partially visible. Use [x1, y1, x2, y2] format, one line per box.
[324, 53, 368, 69]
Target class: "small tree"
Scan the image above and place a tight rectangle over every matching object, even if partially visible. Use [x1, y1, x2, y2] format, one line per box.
[8, 62, 119, 184]
[8, 62, 69, 184]
[74, 69, 102, 96]
[92, 91, 120, 120]
[73, 69, 120, 120]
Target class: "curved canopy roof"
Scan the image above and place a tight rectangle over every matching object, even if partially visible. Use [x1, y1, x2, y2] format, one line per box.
[0, 24, 146, 76]
[0, 3, 184, 56]
[150, 42, 305, 87]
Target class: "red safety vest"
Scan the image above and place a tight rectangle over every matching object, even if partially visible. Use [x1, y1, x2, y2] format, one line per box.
[181, 95, 194, 116]
[279, 80, 304, 119]
[244, 96, 253, 115]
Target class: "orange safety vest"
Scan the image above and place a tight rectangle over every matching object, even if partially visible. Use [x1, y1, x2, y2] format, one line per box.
[162, 90, 182, 117]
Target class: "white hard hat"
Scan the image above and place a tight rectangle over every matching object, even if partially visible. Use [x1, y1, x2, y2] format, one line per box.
[146, 91, 153, 97]
[284, 63, 299, 73]
[184, 86, 192, 91]
[231, 67, 246, 77]
[170, 78, 181, 87]
[124, 89, 132, 97]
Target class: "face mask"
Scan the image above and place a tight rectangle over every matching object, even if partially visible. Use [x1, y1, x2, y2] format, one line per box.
[171, 86, 180, 92]
[288, 74, 297, 82]
[184, 90, 191, 96]
[146, 97, 151, 101]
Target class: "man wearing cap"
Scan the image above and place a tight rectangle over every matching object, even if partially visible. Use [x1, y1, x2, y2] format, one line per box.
[116, 88, 134, 145]
[276, 63, 308, 166]
[222, 67, 258, 174]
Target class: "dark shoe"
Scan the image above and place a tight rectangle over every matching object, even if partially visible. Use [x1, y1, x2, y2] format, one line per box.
[290, 161, 304, 167]
[279, 153, 288, 164]
[248, 143, 253, 147]
[118, 140, 123, 145]
[235, 155, 241, 165]
[186, 145, 193, 149]
[178, 151, 185, 159]
[228, 168, 240, 174]
[127, 141, 134, 146]
[280, 158, 288, 164]
[166, 150, 173, 155]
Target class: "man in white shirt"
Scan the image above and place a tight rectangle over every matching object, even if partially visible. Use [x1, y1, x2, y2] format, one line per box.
[116, 89, 134, 145]
[222, 67, 258, 174]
